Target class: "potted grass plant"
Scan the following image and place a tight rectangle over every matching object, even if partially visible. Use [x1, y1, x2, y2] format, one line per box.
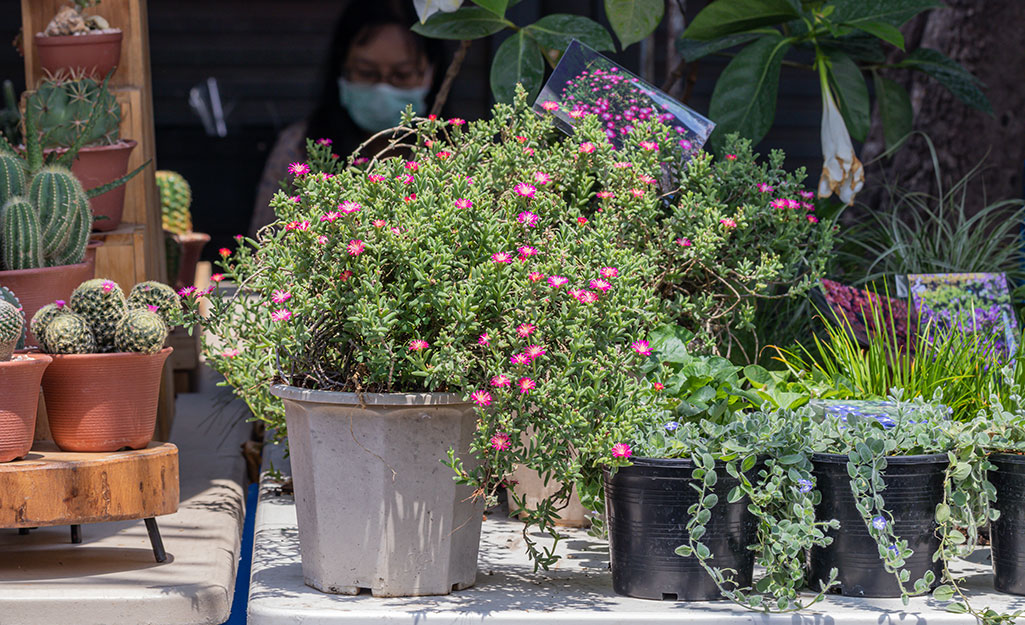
[0, 289, 51, 463]
[35, 1, 123, 79]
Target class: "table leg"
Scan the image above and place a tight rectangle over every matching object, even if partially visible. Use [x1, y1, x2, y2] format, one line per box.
[144, 517, 167, 563]
[70, 524, 82, 544]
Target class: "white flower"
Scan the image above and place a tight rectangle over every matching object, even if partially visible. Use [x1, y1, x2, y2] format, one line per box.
[817, 87, 864, 206]
[413, 0, 463, 23]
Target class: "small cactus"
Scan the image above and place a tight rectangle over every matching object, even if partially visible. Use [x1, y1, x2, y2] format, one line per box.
[29, 166, 91, 264]
[43, 312, 96, 354]
[0, 298, 23, 361]
[1, 196, 43, 270]
[70, 278, 127, 352]
[27, 74, 121, 149]
[30, 300, 69, 352]
[115, 308, 168, 354]
[127, 281, 181, 326]
[156, 171, 193, 234]
[0, 286, 26, 350]
[0, 152, 26, 203]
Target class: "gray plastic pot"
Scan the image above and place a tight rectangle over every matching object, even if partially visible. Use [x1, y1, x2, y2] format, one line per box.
[270, 384, 484, 597]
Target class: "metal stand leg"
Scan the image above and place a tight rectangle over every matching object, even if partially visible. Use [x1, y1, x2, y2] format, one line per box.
[70, 524, 82, 544]
[144, 517, 167, 563]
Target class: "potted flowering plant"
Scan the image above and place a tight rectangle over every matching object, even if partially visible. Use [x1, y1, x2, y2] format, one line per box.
[34, 0, 123, 79]
[0, 288, 51, 463]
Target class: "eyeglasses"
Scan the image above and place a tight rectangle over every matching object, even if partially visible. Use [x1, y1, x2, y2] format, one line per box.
[344, 65, 426, 89]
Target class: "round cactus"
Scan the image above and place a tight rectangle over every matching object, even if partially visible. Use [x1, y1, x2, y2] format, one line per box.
[0, 286, 25, 350]
[0, 299, 24, 361]
[115, 308, 168, 354]
[27, 75, 120, 149]
[30, 300, 69, 352]
[70, 278, 127, 352]
[156, 170, 193, 235]
[43, 311, 96, 354]
[127, 281, 182, 327]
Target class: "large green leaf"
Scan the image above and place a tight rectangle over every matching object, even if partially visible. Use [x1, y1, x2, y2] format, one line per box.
[676, 32, 762, 62]
[411, 7, 508, 40]
[683, 0, 799, 41]
[525, 14, 614, 52]
[873, 73, 912, 150]
[708, 34, 792, 145]
[848, 20, 905, 50]
[819, 32, 886, 63]
[830, 0, 940, 27]
[471, 0, 508, 17]
[490, 31, 544, 104]
[826, 50, 870, 142]
[897, 47, 992, 114]
[604, 0, 664, 49]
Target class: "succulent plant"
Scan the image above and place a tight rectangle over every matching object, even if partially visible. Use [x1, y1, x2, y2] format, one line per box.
[115, 308, 168, 354]
[1, 196, 44, 270]
[27, 74, 120, 149]
[156, 170, 193, 235]
[0, 152, 26, 201]
[0, 298, 23, 361]
[42, 311, 96, 354]
[27, 166, 92, 266]
[30, 300, 68, 352]
[0, 285, 26, 350]
[127, 281, 181, 326]
[70, 278, 126, 351]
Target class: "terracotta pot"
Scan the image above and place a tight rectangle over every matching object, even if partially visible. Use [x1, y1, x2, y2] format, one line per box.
[0, 244, 97, 347]
[170, 231, 210, 290]
[0, 354, 51, 462]
[41, 347, 172, 452]
[66, 140, 137, 232]
[34, 31, 123, 79]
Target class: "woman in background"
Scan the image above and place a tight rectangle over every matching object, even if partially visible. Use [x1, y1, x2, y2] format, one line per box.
[249, 0, 446, 235]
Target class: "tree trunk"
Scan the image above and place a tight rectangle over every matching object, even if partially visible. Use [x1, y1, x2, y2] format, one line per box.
[861, 0, 1025, 212]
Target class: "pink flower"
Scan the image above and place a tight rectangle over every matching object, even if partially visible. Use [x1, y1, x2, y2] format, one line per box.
[757, 183, 774, 193]
[785, 198, 800, 210]
[404, 161, 419, 171]
[317, 235, 328, 245]
[720, 218, 737, 228]
[492, 251, 513, 264]
[491, 374, 511, 388]
[54, 300, 66, 308]
[320, 211, 340, 223]
[802, 202, 815, 212]
[471, 390, 492, 407]
[807, 214, 819, 223]
[548, 275, 569, 288]
[527, 272, 544, 282]
[436, 151, 451, 160]
[629, 188, 644, 198]
[351, 157, 365, 164]
[367, 174, 385, 183]
[510, 353, 530, 366]
[517, 245, 539, 257]
[397, 173, 414, 185]
[798, 190, 815, 200]
[403, 193, 417, 203]
[339, 270, 352, 281]
[632, 340, 652, 356]
[449, 117, 466, 126]
[515, 183, 536, 199]
[147, 304, 159, 313]
[222, 348, 240, 358]
[339, 201, 361, 214]
[517, 211, 539, 227]
[372, 220, 386, 228]
[177, 286, 196, 297]
[288, 162, 309, 176]
[219, 248, 231, 257]
[516, 323, 535, 337]
[478, 333, 490, 346]
[454, 198, 472, 209]
[579, 142, 596, 154]
[612, 443, 632, 458]
[524, 345, 546, 361]
[637, 174, 656, 185]
[612, 161, 633, 168]
[316, 138, 332, 146]
[271, 289, 291, 303]
[569, 109, 585, 119]
[770, 198, 788, 209]
[490, 432, 511, 451]
[289, 195, 301, 203]
[101, 280, 116, 293]
[653, 382, 664, 391]
[211, 274, 224, 283]
[518, 377, 536, 394]
[408, 339, 430, 351]
[347, 239, 365, 256]
[541, 101, 560, 112]
[596, 190, 614, 199]
[725, 154, 737, 161]
[589, 278, 612, 292]
[577, 216, 588, 225]
[600, 266, 619, 278]
[568, 288, 583, 300]
[271, 308, 292, 322]
[574, 290, 599, 304]
[640, 140, 658, 151]
[522, 147, 534, 156]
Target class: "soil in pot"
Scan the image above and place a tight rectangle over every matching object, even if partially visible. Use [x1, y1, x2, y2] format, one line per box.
[604, 457, 759, 601]
[0, 354, 52, 462]
[807, 452, 946, 598]
[41, 347, 171, 452]
[989, 453, 1025, 595]
[35, 30, 123, 78]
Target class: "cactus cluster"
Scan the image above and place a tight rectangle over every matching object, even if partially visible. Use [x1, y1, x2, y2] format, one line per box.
[156, 170, 193, 234]
[0, 298, 23, 361]
[27, 74, 120, 149]
[32, 278, 176, 355]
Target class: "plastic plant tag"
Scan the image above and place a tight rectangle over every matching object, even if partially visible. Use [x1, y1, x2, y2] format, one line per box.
[908, 272, 1018, 364]
[533, 40, 714, 156]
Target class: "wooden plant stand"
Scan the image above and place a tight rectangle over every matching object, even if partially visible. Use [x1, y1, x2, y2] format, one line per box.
[0, 442, 179, 562]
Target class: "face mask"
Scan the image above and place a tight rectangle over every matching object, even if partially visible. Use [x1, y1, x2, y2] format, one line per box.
[338, 78, 429, 133]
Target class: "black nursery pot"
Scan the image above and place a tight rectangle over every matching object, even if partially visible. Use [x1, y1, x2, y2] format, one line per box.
[989, 453, 1025, 595]
[604, 457, 759, 601]
[807, 452, 947, 598]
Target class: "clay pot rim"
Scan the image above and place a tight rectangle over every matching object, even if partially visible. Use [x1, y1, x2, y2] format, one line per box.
[0, 353, 52, 368]
[168, 231, 211, 243]
[270, 383, 470, 407]
[46, 346, 173, 362]
[0, 259, 92, 279]
[34, 30, 123, 44]
[46, 139, 138, 155]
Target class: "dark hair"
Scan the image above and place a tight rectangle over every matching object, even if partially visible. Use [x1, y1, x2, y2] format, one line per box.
[305, 0, 447, 158]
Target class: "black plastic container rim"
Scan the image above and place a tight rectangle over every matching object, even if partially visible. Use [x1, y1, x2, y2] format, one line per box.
[989, 452, 1025, 465]
[605, 456, 765, 470]
[811, 451, 950, 465]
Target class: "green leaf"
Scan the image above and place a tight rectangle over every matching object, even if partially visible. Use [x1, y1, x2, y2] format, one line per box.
[874, 73, 912, 150]
[708, 34, 791, 146]
[935, 502, 951, 524]
[676, 32, 762, 62]
[411, 7, 508, 40]
[525, 15, 614, 52]
[897, 47, 992, 114]
[675, 544, 693, 557]
[744, 364, 772, 389]
[826, 50, 870, 142]
[830, 0, 941, 28]
[490, 31, 544, 104]
[695, 542, 711, 559]
[604, 0, 665, 49]
[932, 584, 955, 602]
[946, 602, 969, 614]
[471, 0, 508, 17]
[779, 453, 803, 465]
[847, 20, 905, 49]
[683, 0, 799, 41]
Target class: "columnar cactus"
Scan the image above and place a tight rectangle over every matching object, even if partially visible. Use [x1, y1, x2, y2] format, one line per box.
[27, 74, 120, 149]
[0, 286, 25, 350]
[0, 153, 26, 201]
[115, 308, 168, 354]
[1, 196, 43, 270]
[28, 166, 91, 265]
[70, 278, 127, 352]
[127, 281, 181, 326]
[30, 300, 68, 352]
[156, 170, 193, 234]
[0, 298, 23, 361]
[43, 312, 96, 354]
